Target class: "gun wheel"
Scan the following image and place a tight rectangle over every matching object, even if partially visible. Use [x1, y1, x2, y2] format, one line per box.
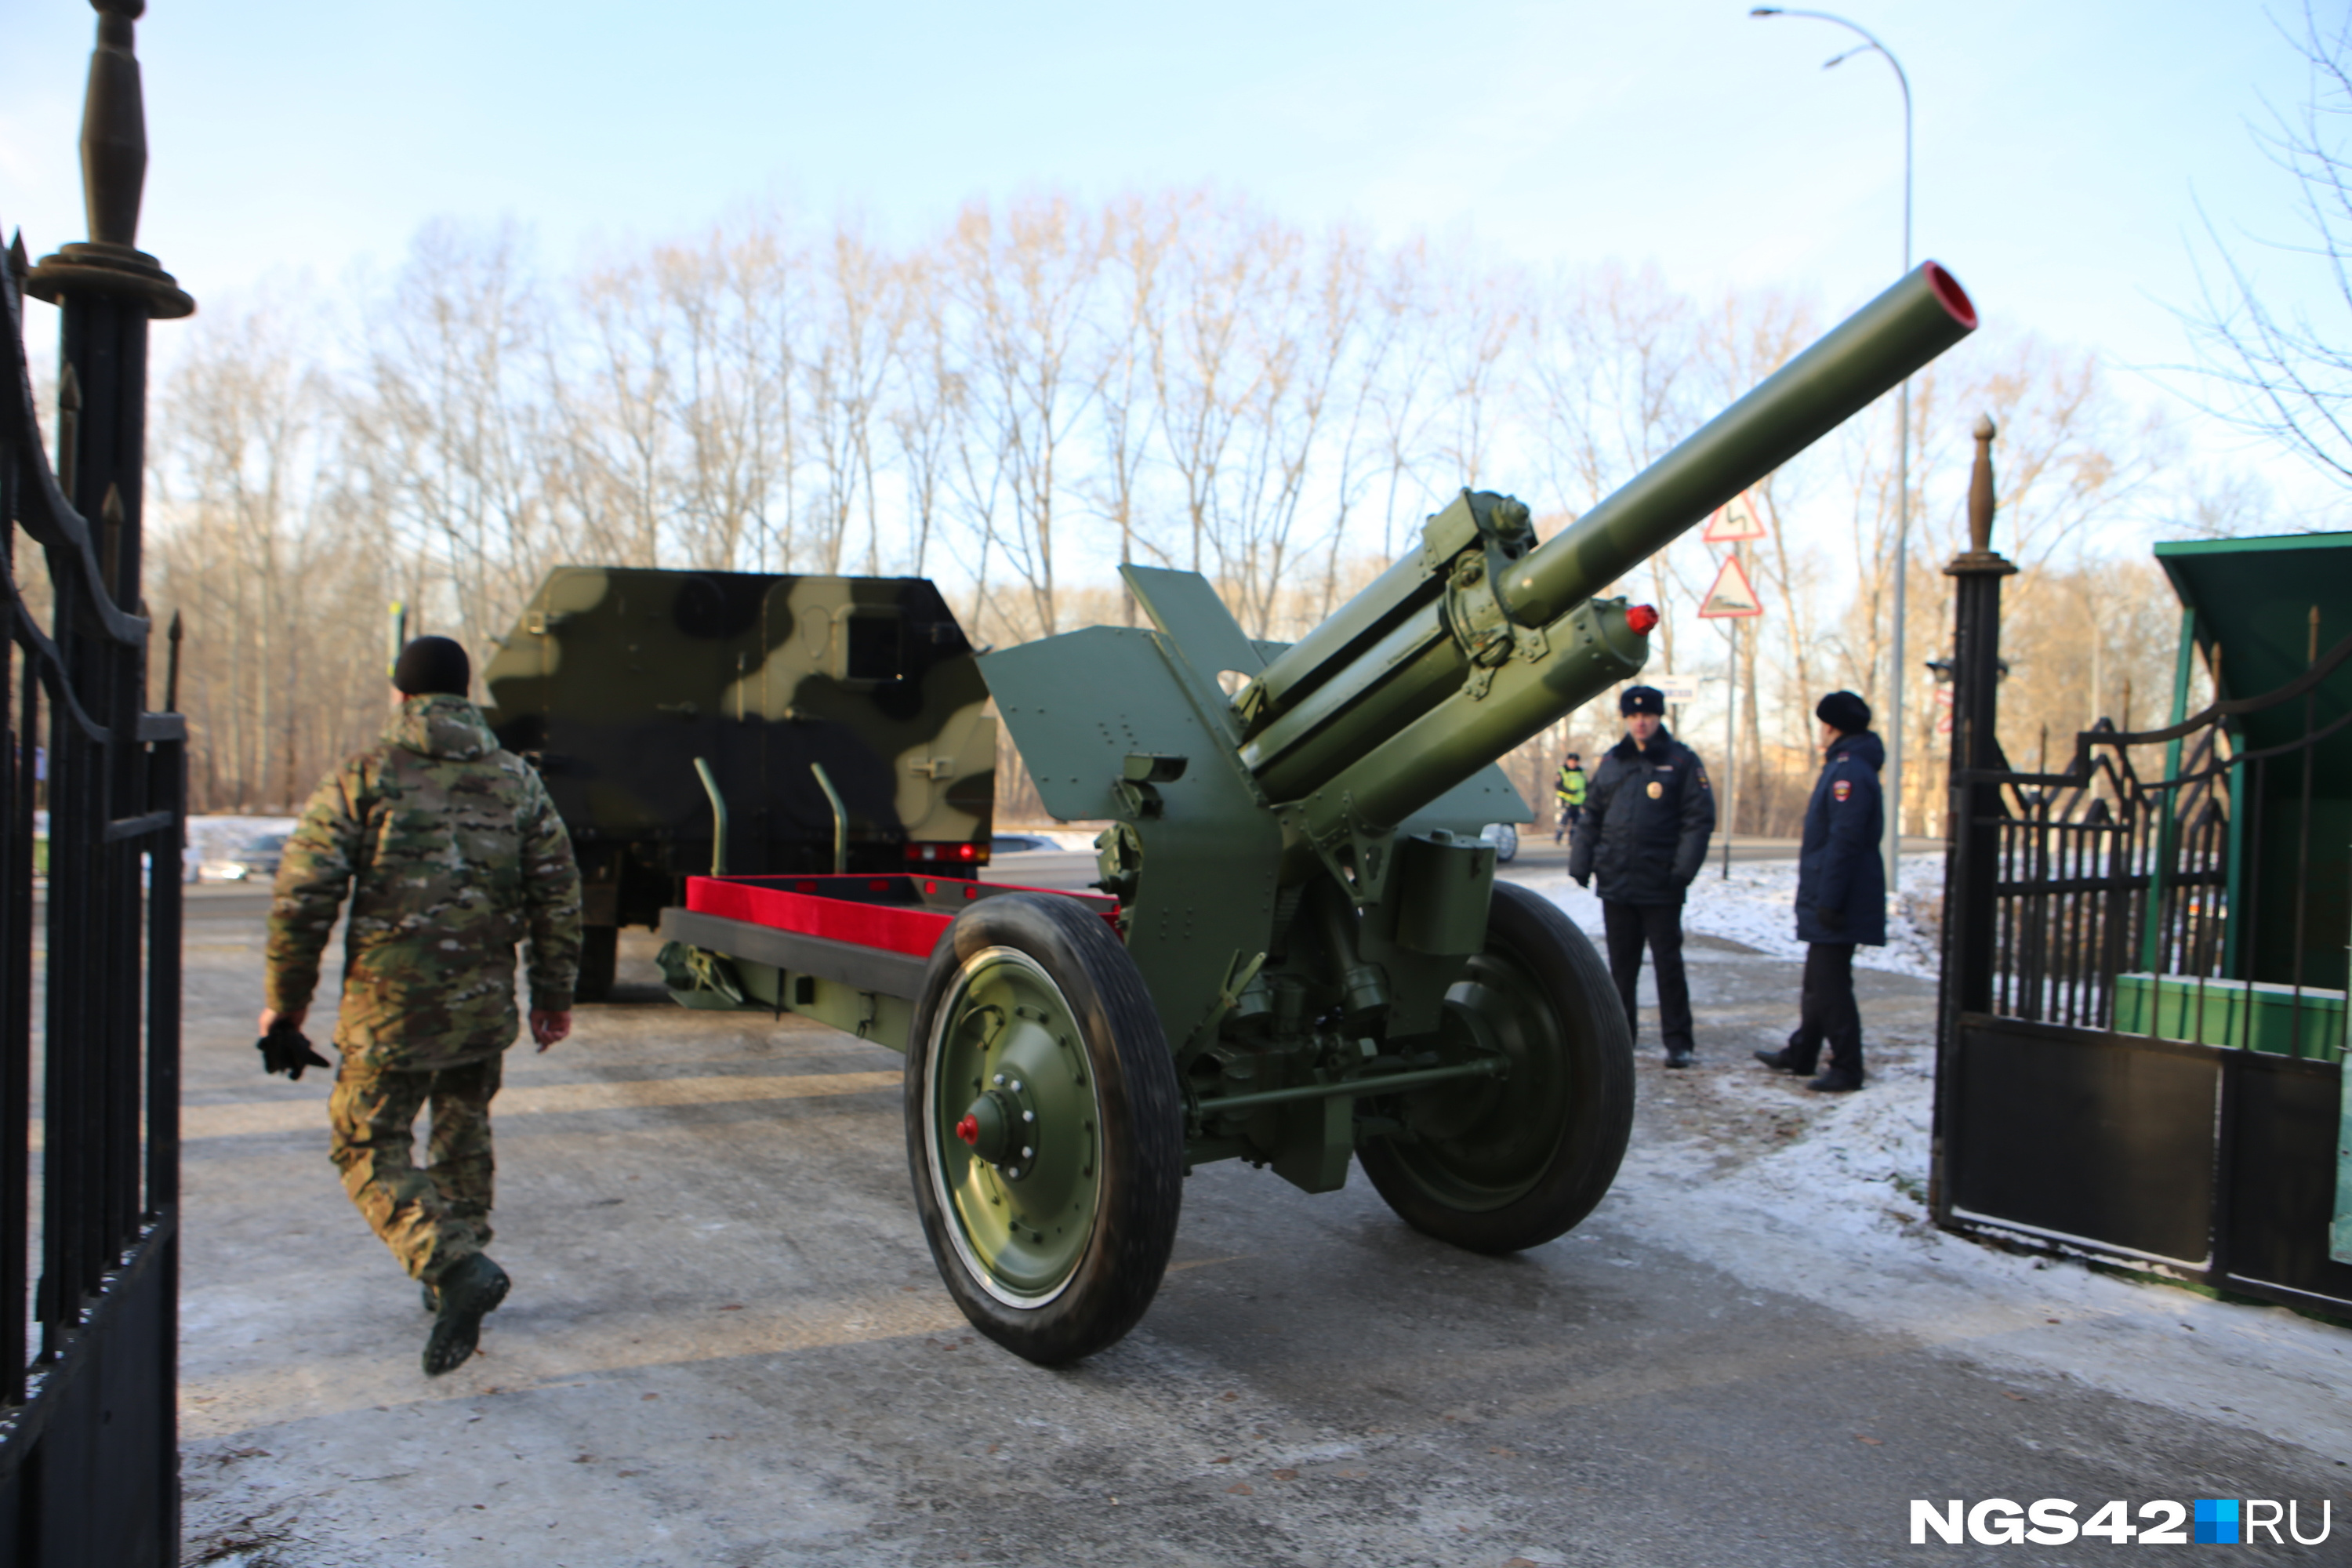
[905, 893, 1181, 1366]
[1358, 880, 1633, 1253]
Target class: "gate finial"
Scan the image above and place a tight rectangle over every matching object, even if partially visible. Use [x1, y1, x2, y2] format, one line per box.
[24, 0, 192, 318]
[82, 0, 149, 250]
[1967, 415, 1997, 554]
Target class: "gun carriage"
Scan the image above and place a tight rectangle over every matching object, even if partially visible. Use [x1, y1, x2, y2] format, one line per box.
[655, 263, 1980, 1363]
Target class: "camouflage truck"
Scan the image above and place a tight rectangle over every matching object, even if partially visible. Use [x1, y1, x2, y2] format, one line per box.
[480, 568, 996, 999]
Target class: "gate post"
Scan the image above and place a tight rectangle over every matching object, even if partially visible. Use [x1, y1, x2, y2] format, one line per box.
[1931, 416, 2015, 1219]
[5, 4, 193, 1564]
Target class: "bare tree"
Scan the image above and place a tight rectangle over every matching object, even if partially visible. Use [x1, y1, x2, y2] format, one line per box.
[2184, 2, 2352, 488]
[348, 221, 557, 650]
[942, 194, 1102, 637]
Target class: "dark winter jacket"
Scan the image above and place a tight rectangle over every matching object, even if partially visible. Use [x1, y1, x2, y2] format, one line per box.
[1795, 728, 1886, 946]
[1567, 727, 1715, 905]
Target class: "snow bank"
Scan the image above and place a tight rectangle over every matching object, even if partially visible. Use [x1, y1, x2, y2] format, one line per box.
[1517, 854, 1945, 978]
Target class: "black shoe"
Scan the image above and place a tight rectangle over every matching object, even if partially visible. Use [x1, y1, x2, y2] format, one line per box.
[1753, 1048, 1803, 1072]
[1803, 1071, 1864, 1094]
[1664, 1047, 1695, 1069]
[423, 1254, 510, 1377]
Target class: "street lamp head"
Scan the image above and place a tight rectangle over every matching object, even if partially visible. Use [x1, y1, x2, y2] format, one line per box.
[1749, 7, 1784, 15]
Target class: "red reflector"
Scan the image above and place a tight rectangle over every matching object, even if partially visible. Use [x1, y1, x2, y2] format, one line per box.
[954, 1114, 979, 1146]
[957, 843, 978, 861]
[1627, 604, 1661, 635]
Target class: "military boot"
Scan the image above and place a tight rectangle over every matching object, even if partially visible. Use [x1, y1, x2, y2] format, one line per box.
[1803, 1069, 1864, 1094]
[423, 1253, 510, 1377]
[1753, 1048, 1811, 1073]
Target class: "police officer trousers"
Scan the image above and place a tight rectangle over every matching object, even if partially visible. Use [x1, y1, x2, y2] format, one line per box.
[1786, 942, 1864, 1081]
[328, 1054, 503, 1283]
[1601, 899, 1693, 1056]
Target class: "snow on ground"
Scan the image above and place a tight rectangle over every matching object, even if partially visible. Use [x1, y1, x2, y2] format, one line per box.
[1519, 854, 1944, 979]
[1614, 1049, 2352, 1461]
[1505, 854, 2352, 1460]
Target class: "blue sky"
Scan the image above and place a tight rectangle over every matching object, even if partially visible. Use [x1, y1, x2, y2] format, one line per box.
[0, 0, 2336, 510]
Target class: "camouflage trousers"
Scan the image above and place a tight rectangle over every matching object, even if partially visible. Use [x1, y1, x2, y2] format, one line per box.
[327, 1054, 504, 1283]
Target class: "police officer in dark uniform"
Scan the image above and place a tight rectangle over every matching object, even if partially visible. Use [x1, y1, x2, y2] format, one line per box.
[1755, 690, 1883, 1091]
[1569, 685, 1715, 1067]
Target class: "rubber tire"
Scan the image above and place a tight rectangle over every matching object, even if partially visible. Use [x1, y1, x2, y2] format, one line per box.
[904, 893, 1183, 1366]
[575, 925, 619, 1003]
[1357, 880, 1634, 1254]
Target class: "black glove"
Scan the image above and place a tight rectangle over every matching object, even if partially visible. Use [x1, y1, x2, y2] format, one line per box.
[1817, 906, 1846, 935]
[258, 1020, 331, 1080]
[1572, 871, 1590, 889]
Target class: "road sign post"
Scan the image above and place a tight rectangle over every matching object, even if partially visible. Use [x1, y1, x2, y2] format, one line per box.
[1699, 497, 1769, 877]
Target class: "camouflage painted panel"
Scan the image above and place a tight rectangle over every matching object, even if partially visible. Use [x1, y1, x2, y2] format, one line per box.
[481, 568, 993, 873]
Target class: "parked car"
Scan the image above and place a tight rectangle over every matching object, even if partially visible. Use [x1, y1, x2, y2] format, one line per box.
[1479, 822, 1519, 863]
[201, 832, 288, 884]
[990, 833, 1060, 855]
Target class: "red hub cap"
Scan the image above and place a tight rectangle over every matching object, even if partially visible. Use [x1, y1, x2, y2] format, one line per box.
[954, 1113, 980, 1146]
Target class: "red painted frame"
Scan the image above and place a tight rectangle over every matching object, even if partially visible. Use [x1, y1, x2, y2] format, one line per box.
[684, 873, 1121, 959]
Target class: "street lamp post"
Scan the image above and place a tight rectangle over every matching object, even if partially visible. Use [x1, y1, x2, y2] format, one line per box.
[1749, 5, 1914, 895]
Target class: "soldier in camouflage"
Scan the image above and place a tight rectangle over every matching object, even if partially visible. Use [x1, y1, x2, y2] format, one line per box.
[260, 636, 583, 1377]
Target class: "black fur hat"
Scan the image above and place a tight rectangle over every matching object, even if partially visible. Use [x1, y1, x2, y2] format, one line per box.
[1816, 689, 1871, 734]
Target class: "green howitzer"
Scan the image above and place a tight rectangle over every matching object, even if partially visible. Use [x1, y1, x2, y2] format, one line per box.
[659, 263, 1978, 1364]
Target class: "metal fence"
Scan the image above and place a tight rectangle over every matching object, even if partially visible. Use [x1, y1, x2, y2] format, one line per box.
[0, 5, 192, 1561]
[1969, 632, 2352, 1056]
[1935, 495, 2352, 1316]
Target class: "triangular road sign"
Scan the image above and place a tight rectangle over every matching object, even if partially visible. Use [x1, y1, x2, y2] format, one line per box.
[1697, 554, 1764, 619]
[1703, 489, 1769, 544]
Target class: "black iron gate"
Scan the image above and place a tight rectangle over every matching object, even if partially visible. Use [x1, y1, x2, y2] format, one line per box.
[1933, 421, 2352, 1318]
[0, 5, 191, 1563]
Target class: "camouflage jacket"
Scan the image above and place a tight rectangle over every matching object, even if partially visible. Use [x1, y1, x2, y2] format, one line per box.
[264, 695, 583, 1070]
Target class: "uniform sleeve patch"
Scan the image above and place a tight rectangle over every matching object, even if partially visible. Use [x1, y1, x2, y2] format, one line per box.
[1832, 779, 1852, 802]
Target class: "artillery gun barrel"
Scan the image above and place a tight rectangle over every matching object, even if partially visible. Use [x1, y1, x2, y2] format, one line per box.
[1502, 261, 1977, 627]
[1239, 262, 1976, 839]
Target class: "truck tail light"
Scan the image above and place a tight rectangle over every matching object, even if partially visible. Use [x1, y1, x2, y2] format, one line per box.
[906, 841, 989, 866]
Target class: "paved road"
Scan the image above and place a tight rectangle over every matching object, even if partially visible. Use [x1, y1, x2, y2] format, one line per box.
[176, 907, 2346, 1566]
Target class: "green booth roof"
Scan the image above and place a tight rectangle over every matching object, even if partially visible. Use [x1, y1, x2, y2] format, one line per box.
[2153, 531, 2352, 992]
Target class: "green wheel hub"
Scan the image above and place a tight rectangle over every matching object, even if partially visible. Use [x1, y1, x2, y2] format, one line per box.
[923, 946, 1104, 1306]
[1385, 946, 1571, 1212]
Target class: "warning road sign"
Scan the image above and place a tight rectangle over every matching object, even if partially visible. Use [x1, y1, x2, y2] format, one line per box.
[1697, 554, 1764, 619]
[1703, 489, 1769, 544]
